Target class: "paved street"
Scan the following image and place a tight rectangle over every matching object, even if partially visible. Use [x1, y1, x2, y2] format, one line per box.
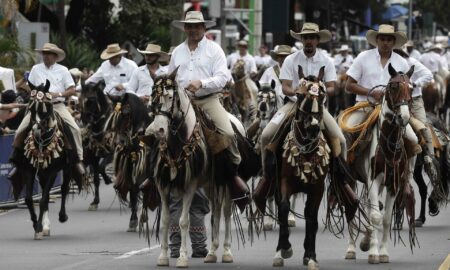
[0, 181, 449, 270]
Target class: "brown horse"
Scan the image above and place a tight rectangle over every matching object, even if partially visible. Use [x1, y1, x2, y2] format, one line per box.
[271, 66, 331, 269]
[231, 59, 257, 126]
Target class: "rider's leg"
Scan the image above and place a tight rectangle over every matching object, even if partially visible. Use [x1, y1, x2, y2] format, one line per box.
[8, 112, 31, 179]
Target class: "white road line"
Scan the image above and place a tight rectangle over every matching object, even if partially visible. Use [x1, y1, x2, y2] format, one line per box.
[114, 245, 160, 259]
[0, 209, 18, 216]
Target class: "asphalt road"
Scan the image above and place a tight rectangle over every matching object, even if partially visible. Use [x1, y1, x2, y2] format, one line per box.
[0, 179, 449, 270]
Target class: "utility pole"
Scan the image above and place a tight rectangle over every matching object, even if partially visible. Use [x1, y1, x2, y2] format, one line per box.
[408, 0, 413, 40]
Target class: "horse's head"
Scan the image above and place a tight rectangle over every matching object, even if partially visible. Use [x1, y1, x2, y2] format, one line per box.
[294, 65, 327, 140]
[28, 80, 57, 136]
[231, 59, 246, 81]
[384, 63, 414, 127]
[80, 80, 107, 124]
[257, 80, 277, 120]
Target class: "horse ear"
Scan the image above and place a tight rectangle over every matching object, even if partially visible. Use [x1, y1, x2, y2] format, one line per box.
[28, 80, 36, 90]
[81, 78, 85, 89]
[297, 65, 305, 80]
[317, 66, 325, 82]
[44, 79, 50, 92]
[270, 79, 276, 90]
[169, 66, 179, 81]
[406, 65, 415, 78]
[388, 63, 398, 77]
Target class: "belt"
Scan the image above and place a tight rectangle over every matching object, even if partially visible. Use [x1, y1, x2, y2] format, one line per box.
[191, 93, 215, 100]
[53, 101, 64, 105]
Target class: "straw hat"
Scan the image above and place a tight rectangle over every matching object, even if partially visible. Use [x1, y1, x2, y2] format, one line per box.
[69, 68, 84, 77]
[100, 43, 128, 60]
[366, 24, 407, 49]
[338, 44, 350, 52]
[35, 43, 66, 62]
[405, 40, 414, 47]
[172, 11, 216, 30]
[137, 44, 169, 62]
[290, 22, 332, 43]
[168, 46, 176, 56]
[270, 45, 293, 60]
[427, 43, 444, 52]
[237, 40, 248, 47]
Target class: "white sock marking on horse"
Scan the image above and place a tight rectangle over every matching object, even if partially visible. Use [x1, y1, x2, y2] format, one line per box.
[114, 245, 160, 259]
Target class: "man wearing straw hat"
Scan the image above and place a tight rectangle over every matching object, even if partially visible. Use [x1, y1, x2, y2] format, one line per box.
[254, 22, 357, 213]
[333, 44, 353, 73]
[127, 43, 169, 103]
[8, 43, 85, 178]
[227, 39, 257, 77]
[84, 43, 138, 96]
[405, 40, 421, 61]
[259, 45, 293, 108]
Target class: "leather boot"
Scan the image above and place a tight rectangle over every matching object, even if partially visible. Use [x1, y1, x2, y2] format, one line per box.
[229, 164, 250, 213]
[8, 147, 23, 180]
[253, 176, 275, 214]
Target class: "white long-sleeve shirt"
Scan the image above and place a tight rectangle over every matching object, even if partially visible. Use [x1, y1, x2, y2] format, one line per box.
[346, 49, 409, 102]
[126, 65, 167, 97]
[85, 57, 138, 96]
[28, 63, 74, 102]
[419, 51, 445, 73]
[168, 36, 229, 97]
[333, 54, 354, 73]
[407, 57, 433, 97]
[259, 64, 283, 99]
[227, 51, 258, 75]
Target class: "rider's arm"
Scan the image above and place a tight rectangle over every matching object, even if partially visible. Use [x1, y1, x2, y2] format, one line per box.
[281, 79, 295, 96]
[52, 86, 76, 98]
[325, 81, 336, 96]
[345, 76, 370, 96]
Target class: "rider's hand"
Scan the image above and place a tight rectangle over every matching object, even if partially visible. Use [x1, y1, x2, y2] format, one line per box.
[369, 89, 384, 102]
[186, 80, 202, 93]
[51, 92, 63, 98]
[115, 84, 125, 91]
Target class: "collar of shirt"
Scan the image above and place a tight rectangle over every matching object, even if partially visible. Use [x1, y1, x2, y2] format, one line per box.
[183, 36, 207, 53]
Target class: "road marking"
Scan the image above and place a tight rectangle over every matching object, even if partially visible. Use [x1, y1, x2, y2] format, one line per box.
[0, 209, 18, 216]
[439, 253, 450, 270]
[114, 245, 160, 259]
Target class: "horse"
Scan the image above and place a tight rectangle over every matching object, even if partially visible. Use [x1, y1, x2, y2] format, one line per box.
[145, 69, 260, 267]
[231, 59, 258, 126]
[270, 66, 332, 270]
[79, 80, 114, 211]
[9, 80, 84, 239]
[342, 64, 416, 264]
[105, 92, 151, 232]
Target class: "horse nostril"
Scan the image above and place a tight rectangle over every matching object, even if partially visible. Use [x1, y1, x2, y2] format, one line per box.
[260, 102, 267, 112]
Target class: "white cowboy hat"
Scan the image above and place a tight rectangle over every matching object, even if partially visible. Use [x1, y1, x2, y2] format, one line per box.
[405, 40, 414, 47]
[35, 43, 66, 62]
[137, 44, 169, 62]
[290, 22, 332, 43]
[427, 43, 444, 52]
[338, 44, 350, 52]
[270, 45, 293, 60]
[236, 40, 248, 47]
[69, 68, 83, 77]
[172, 11, 216, 30]
[100, 43, 128, 60]
[366, 24, 407, 49]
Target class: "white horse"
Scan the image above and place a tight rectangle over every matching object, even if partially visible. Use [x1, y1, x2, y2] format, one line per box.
[146, 70, 254, 267]
[342, 64, 417, 264]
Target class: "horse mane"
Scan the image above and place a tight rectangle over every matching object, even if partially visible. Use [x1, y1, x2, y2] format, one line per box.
[124, 93, 151, 133]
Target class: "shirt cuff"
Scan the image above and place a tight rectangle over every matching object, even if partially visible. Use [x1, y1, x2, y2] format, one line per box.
[200, 79, 208, 89]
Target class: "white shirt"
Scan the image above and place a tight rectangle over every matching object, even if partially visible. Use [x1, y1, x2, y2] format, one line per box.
[227, 52, 257, 75]
[419, 51, 445, 73]
[259, 64, 284, 103]
[445, 52, 450, 70]
[409, 49, 421, 61]
[254, 54, 273, 67]
[168, 36, 229, 97]
[333, 54, 354, 73]
[28, 63, 75, 102]
[86, 57, 138, 96]
[126, 64, 167, 97]
[407, 57, 433, 97]
[346, 49, 409, 102]
[0, 66, 16, 91]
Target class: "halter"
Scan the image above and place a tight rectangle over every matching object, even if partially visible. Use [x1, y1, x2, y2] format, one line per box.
[257, 87, 278, 120]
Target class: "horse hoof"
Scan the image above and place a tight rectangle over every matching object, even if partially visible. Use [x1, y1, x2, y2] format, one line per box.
[272, 257, 284, 267]
[59, 214, 68, 223]
[264, 223, 274, 231]
[414, 218, 424, 227]
[42, 229, 50, 237]
[429, 208, 440, 217]
[345, 251, 356, 260]
[204, 254, 217, 263]
[222, 254, 233, 263]
[88, 204, 98, 211]
[157, 257, 169, 266]
[127, 227, 137, 232]
[280, 247, 293, 259]
[359, 239, 370, 252]
[368, 255, 380, 264]
[34, 232, 43, 240]
[307, 259, 319, 270]
[379, 255, 389, 263]
[288, 219, 296, 228]
[393, 223, 403, 230]
[176, 257, 188, 268]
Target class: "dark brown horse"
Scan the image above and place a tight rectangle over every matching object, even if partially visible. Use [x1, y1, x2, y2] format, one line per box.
[271, 66, 331, 269]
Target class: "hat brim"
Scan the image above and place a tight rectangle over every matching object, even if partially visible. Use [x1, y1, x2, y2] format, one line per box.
[290, 29, 332, 43]
[366, 30, 407, 49]
[172, 20, 216, 30]
[100, 49, 128, 60]
[270, 50, 291, 61]
[137, 50, 169, 62]
[35, 48, 66, 62]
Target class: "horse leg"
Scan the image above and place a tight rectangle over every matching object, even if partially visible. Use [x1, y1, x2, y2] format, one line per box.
[367, 175, 383, 264]
[205, 189, 222, 263]
[157, 190, 170, 266]
[303, 183, 323, 270]
[89, 159, 101, 211]
[36, 172, 57, 240]
[264, 196, 276, 231]
[379, 192, 396, 263]
[345, 184, 360, 259]
[24, 172, 38, 238]
[176, 184, 197, 268]
[127, 185, 139, 232]
[273, 177, 293, 267]
[288, 194, 297, 227]
[59, 169, 70, 223]
[413, 162, 427, 226]
[99, 156, 113, 185]
[222, 189, 233, 263]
